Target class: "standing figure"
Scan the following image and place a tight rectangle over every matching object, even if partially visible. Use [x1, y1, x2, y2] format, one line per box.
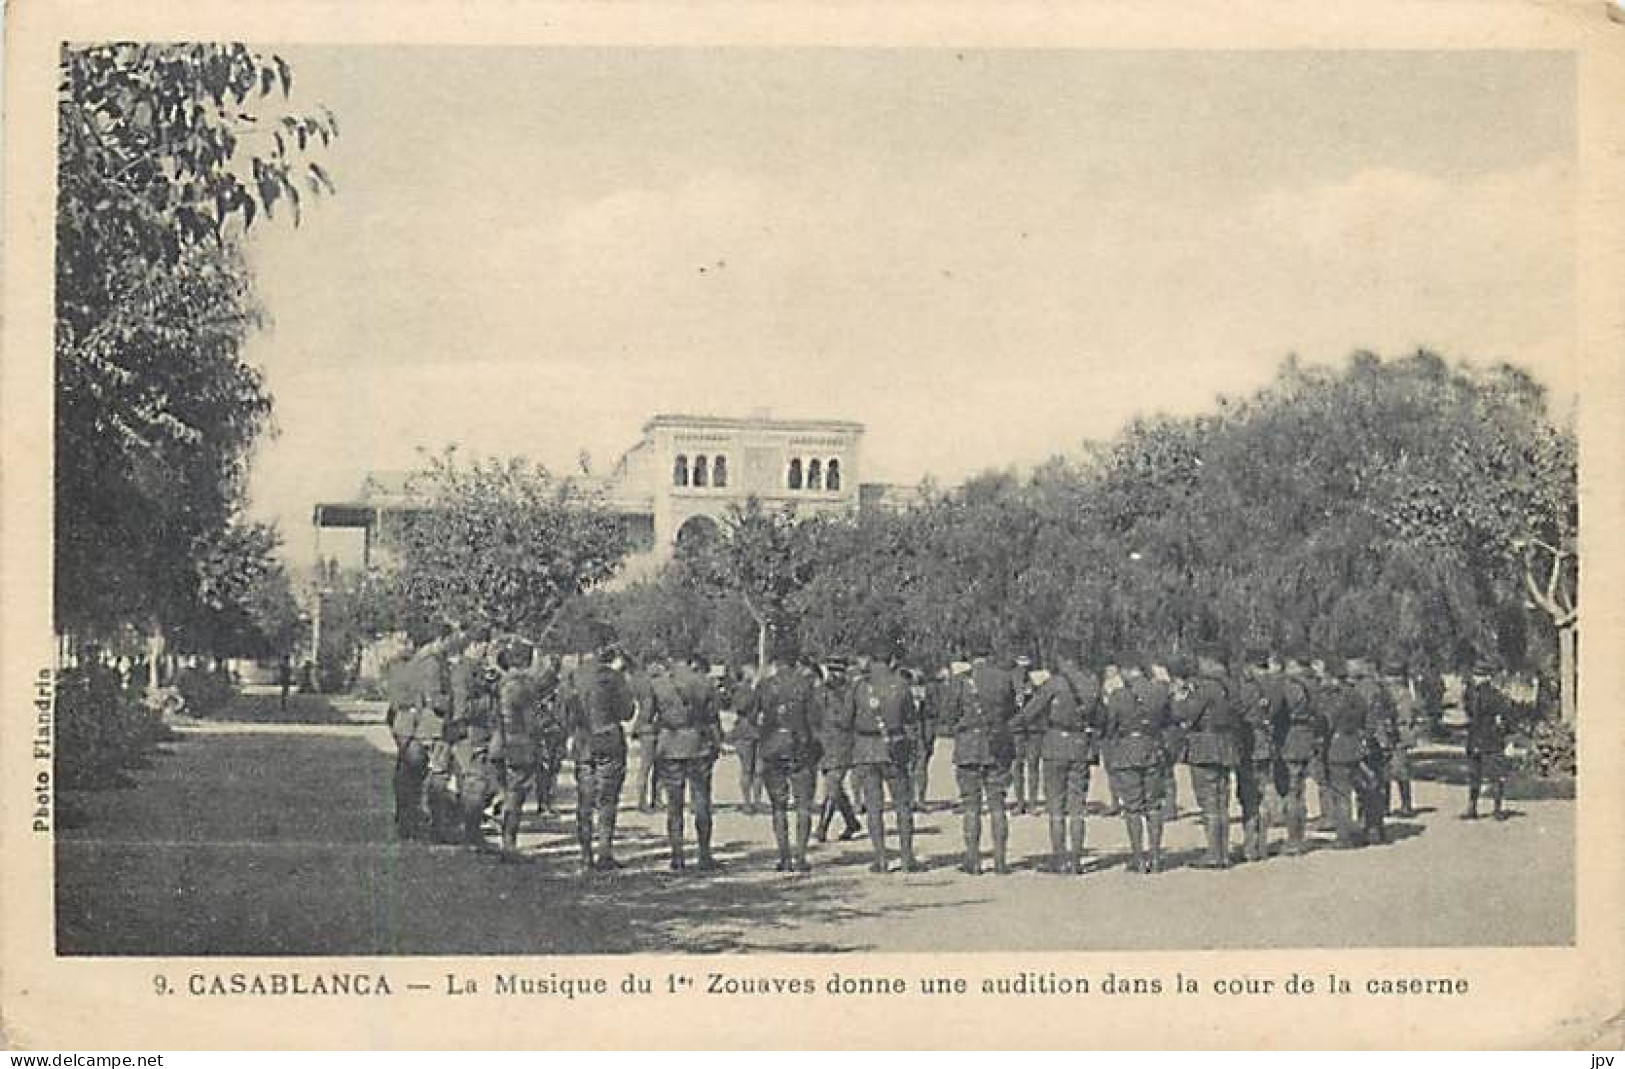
[1177, 647, 1242, 869]
[627, 663, 661, 813]
[1462, 667, 1509, 821]
[1018, 656, 1100, 874]
[448, 634, 500, 851]
[841, 643, 921, 873]
[530, 655, 566, 816]
[724, 666, 763, 815]
[1234, 651, 1281, 862]
[1102, 661, 1174, 874]
[908, 669, 942, 810]
[1321, 659, 1369, 849]
[1009, 656, 1043, 814]
[943, 652, 1018, 874]
[1274, 659, 1320, 855]
[1387, 662, 1422, 818]
[650, 653, 725, 871]
[813, 662, 862, 843]
[386, 651, 433, 841]
[742, 652, 821, 872]
[492, 638, 542, 858]
[1160, 659, 1189, 821]
[565, 648, 634, 871]
[1350, 659, 1395, 845]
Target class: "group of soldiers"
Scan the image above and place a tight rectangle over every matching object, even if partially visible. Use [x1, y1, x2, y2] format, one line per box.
[384, 628, 1516, 878]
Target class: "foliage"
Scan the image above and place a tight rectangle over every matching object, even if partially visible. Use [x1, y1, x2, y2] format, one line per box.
[1521, 716, 1577, 778]
[594, 352, 1575, 689]
[390, 448, 632, 640]
[55, 664, 171, 789]
[56, 43, 335, 642]
[174, 663, 237, 717]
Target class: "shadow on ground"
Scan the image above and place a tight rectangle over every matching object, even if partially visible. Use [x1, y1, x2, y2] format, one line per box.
[55, 728, 977, 956]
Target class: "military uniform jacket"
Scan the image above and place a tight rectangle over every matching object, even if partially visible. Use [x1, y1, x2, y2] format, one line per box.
[567, 660, 633, 757]
[1353, 679, 1398, 755]
[1177, 673, 1241, 767]
[1464, 682, 1506, 755]
[411, 648, 452, 715]
[944, 662, 1018, 768]
[1392, 685, 1424, 747]
[627, 671, 658, 740]
[1323, 683, 1369, 764]
[842, 666, 916, 766]
[1234, 674, 1279, 763]
[1277, 675, 1320, 761]
[1017, 668, 1099, 763]
[1103, 677, 1172, 770]
[449, 657, 497, 747]
[744, 668, 819, 762]
[493, 670, 540, 761]
[650, 666, 722, 761]
[813, 679, 853, 768]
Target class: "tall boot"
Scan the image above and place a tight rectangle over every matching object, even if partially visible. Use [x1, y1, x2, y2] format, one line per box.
[667, 802, 686, 870]
[1398, 780, 1414, 818]
[793, 808, 813, 871]
[696, 802, 718, 870]
[815, 795, 835, 842]
[962, 805, 983, 874]
[1285, 794, 1306, 855]
[1047, 813, 1068, 873]
[1491, 779, 1506, 820]
[1124, 815, 1144, 873]
[1067, 815, 1086, 874]
[1242, 812, 1260, 863]
[865, 787, 888, 873]
[1216, 804, 1233, 868]
[1463, 775, 1481, 820]
[1146, 810, 1165, 873]
[771, 808, 792, 870]
[595, 800, 621, 869]
[989, 799, 1009, 874]
[898, 798, 920, 871]
[837, 786, 863, 839]
[577, 806, 595, 872]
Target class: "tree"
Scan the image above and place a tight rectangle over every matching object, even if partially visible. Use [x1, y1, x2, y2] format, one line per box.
[677, 499, 820, 670]
[56, 43, 335, 644]
[389, 448, 632, 641]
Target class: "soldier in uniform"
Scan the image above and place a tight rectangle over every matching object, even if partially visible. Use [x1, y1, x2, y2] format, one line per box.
[1017, 655, 1100, 874]
[1009, 656, 1043, 815]
[491, 638, 542, 858]
[741, 651, 822, 871]
[942, 650, 1018, 874]
[841, 641, 921, 873]
[564, 647, 635, 871]
[627, 660, 661, 814]
[1321, 659, 1369, 849]
[1307, 659, 1337, 832]
[647, 652, 725, 870]
[1350, 658, 1396, 845]
[1387, 660, 1422, 818]
[1159, 658, 1189, 822]
[385, 650, 433, 841]
[1102, 659, 1174, 874]
[448, 633, 501, 850]
[1275, 658, 1321, 855]
[813, 660, 862, 842]
[409, 634, 461, 843]
[907, 668, 941, 810]
[528, 653, 566, 816]
[722, 664, 764, 815]
[1462, 666, 1508, 821]
[1177, 647, 1242, 868]
[1233, 650, 1281, 862]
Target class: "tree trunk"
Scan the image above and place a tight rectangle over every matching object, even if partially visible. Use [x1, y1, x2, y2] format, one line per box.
[756, 620, 768, 675]
[1558, 624, 1576, 726]
[147, 628, 164, 692]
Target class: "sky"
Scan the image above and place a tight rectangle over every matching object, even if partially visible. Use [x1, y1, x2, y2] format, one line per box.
[236, 47, 1577, 563]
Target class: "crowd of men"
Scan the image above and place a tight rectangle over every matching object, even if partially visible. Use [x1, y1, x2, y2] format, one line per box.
[383, 629, 1519, 877]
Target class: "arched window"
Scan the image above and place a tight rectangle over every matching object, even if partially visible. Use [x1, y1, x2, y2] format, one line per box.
[826, 458, 842, 491]
[712, 455, 728, 488]
[807, 458, 823, 491]
[693, 455, 709, 488]
[673, 454, 689, 487]
[787, 458, 803, 490]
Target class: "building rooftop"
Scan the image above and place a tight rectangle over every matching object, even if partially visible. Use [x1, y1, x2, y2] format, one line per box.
[642, 413, 865, 434]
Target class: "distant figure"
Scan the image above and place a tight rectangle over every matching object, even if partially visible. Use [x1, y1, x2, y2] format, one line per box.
[1462, 667, 1509, 821]
[277, 654, 292, 714]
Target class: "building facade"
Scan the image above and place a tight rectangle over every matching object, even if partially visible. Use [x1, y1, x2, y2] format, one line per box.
[311, 413, 907, 574]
